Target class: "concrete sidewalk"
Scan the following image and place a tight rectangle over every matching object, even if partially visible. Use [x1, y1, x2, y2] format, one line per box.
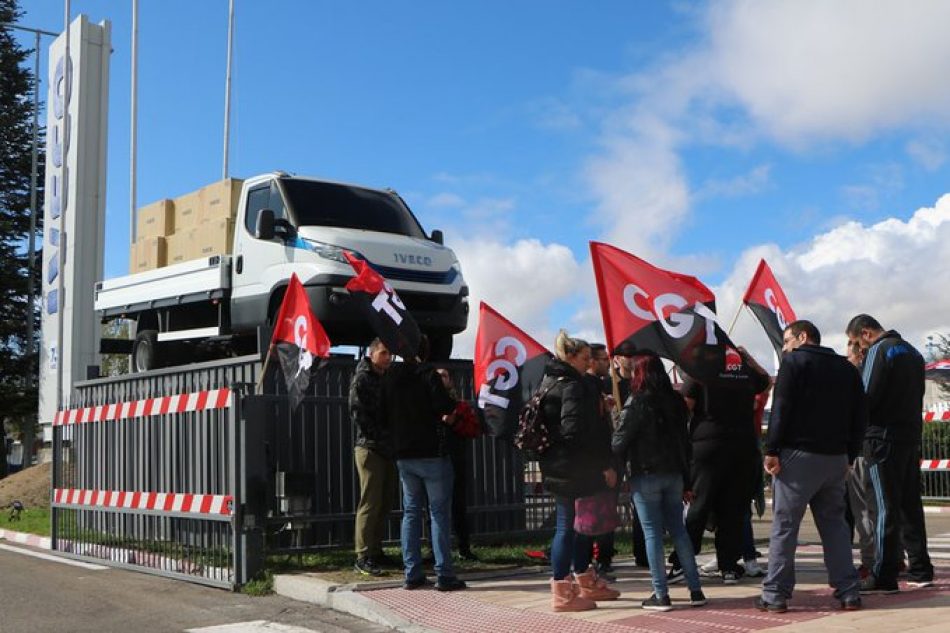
[274, 513, 950, 633]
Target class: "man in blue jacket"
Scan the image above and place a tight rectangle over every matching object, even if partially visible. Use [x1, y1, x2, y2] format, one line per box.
[757, 320, 867, 613]
[846, 314, 934, 593]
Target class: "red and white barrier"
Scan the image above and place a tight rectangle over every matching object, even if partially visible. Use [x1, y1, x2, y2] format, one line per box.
[920, 459, 950, 472]
[53, 488, 233, 516]
[52, 388, 232, 426]
[924, 410, 950, 422]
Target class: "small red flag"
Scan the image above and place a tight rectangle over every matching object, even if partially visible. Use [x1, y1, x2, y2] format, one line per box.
[742, 259, 797, 356]
[270, 273, 331, 406]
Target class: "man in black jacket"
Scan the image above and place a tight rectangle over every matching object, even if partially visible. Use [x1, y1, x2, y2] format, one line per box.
[756, 320, 867, 613]
[847, 314, 934, 593]
[382, 336, 466, 591]
[350, 338, 394, 576]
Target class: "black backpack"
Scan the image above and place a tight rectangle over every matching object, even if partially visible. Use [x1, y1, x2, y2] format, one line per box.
[514, 378, 564, 454]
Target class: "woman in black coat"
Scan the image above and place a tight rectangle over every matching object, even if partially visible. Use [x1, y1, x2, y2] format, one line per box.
[540, 331, 616, 611]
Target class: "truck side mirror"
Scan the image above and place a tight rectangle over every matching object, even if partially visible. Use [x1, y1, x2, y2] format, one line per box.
[255, 209, 276, 240]
[430, 229, 444, 245]
[273, 218, 297, 240]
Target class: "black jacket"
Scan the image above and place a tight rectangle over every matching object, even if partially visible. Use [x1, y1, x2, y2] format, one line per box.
[683, 369, 770, 445]
[861, 330, 925, 444]
[537, 358, 611, 498]
[765, 344, 868, 463]
[612, 388, 692, 486]
[348, 357, 391, 456]
[382, 361, 456, 460]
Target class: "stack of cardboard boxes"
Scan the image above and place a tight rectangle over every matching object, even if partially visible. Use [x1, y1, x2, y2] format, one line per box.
[129, 178, 244, 273]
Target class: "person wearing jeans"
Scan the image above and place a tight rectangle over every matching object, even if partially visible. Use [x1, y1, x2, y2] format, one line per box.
[612, 353, 706, 611]
[381, 335, 465, 591]
[397, 456, 455, 585]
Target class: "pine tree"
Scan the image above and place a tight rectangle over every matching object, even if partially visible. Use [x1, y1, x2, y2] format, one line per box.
[0, 0, 44, 472]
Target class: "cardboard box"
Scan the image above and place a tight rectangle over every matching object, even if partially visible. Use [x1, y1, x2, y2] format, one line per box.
[199, 178, 244, 223]
[165, 231, 194, 265]
[192, 218, 234, 258]
[174, 191, 202, 230]
[129, 236, 167, 273]
[136, 199, 174, 238]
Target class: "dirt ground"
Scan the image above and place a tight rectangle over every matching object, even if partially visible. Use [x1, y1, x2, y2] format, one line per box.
[0, 462, 51, 509]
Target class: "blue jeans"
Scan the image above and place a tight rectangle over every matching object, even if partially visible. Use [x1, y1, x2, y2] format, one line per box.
[631, 473, 702, 597]
[551, 496, 596, 579]
[397, 457, 455, 581]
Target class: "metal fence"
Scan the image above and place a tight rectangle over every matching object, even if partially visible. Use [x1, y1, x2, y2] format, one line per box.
[921, 421, 950, 500]
[51, 354, 548, 588]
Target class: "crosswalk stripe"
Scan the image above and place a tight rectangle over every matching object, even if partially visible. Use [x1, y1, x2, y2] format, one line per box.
[0, 544, 108, 570]
[185, 622, 322, 633]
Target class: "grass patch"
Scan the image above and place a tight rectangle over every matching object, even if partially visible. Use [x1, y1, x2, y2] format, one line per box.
[0, 506, 50, 537]
[242, 570, 274, 596]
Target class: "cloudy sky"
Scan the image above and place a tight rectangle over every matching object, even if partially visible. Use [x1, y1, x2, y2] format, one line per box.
[17, 0, 950, 367]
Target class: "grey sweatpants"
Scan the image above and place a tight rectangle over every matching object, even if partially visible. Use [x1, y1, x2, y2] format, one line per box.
[846, 456, 876, 569]
[762, 449, 859, 604]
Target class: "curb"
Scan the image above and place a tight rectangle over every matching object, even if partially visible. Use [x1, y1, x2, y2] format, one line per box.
[0, 528, 51, 549]
[272, 566, 546, 632]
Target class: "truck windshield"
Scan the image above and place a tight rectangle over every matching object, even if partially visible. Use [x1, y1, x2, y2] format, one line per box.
[281, 179, 427, 238]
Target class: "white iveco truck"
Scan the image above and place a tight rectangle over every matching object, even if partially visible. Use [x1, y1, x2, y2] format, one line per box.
[95, 173, 469, 370]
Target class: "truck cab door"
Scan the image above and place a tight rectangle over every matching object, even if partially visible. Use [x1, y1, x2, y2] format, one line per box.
[230, 179, 291, 331]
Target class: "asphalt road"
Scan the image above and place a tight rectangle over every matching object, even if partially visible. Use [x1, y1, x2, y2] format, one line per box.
[0, 545, 391, 633]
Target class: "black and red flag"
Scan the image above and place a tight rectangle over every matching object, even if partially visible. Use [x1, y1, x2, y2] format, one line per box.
[742, 259, 797, 356]
[590, 241, 752, 385]
[343, 251, 422, 360]
[267, 273, 331, 408]
[474, 302, 551, 438]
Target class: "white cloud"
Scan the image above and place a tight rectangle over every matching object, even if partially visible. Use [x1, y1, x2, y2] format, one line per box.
[696, 164, 771, 200]
[706, 0, 950, 144]
[714, 193, 950, 369]
[449, 237, 582, 358]
[427, 192, 465, 208]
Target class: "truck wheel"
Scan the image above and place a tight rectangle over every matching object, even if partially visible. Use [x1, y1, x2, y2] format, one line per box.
[428, 334, 453, 361]
[132, 329, 161, 372]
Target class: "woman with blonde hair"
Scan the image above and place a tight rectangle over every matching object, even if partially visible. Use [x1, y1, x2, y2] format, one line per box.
[540, 331, 618, 611]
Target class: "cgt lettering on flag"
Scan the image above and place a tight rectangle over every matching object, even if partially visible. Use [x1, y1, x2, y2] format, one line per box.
[473, 302, 550, 438]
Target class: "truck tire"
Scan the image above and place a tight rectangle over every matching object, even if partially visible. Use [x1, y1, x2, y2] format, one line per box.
[428, 333, 453, 361]
[132, 329, 161, 372]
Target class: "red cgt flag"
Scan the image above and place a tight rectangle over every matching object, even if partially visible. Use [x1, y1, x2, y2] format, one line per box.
[343, 251, 422, 360]
[590, 241, 753, 385]
[742, 259, 797, 356]
[269, 273, 331, 407]
[473, 302, 551, 438]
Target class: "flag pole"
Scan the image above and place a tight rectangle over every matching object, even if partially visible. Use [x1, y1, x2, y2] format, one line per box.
[255, 343, 275, 393]
[726, 301, 746, 336]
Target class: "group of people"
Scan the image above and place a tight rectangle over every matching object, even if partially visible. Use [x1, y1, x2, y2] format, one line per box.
[537, 313, 933, 614]
[346, 311, 935, 614]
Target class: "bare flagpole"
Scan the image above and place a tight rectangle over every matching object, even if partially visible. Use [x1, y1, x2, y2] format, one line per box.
[130, 0, 138, 245]
[222, 0, 234, 179]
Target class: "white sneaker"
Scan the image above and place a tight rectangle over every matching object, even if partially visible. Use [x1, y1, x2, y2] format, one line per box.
[744, 559, 765, 578]
[700, 559, 719, 577]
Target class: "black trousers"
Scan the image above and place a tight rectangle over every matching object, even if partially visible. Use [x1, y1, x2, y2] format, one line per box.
[450, 447, 470, 551]
[670, 439, 756, 574]
[866, 439, 933, 584]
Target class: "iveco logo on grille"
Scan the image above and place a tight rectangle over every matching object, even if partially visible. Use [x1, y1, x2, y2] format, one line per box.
[393, 253, 433, 266]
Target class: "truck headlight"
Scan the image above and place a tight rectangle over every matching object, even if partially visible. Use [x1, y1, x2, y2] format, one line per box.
[300, 239, 355, 264]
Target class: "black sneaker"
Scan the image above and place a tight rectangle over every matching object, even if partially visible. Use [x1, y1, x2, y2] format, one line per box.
[597, 560, 615, 574]
[642, 593, 673, 611]
[754, 596, 788, 613]
[859, 576, 899, 594]
[667, 567, 685, 584]
[458, 548, 479, 562]
[435, 576, 467, 592]
[840, 596, 862, 610]
[906, 578, 934, 588]
[354, 557, 382, 577]
[722, 570, 740, 585]
[689, 590, 707, 607]
[403, 575, 431, 590]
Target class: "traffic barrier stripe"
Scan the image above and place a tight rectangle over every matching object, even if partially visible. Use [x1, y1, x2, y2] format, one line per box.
[924, 410, 950, 422]
[52, 388, 232, 426]
[920, 459, 950, 471]
[53, 488, 233, 516]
